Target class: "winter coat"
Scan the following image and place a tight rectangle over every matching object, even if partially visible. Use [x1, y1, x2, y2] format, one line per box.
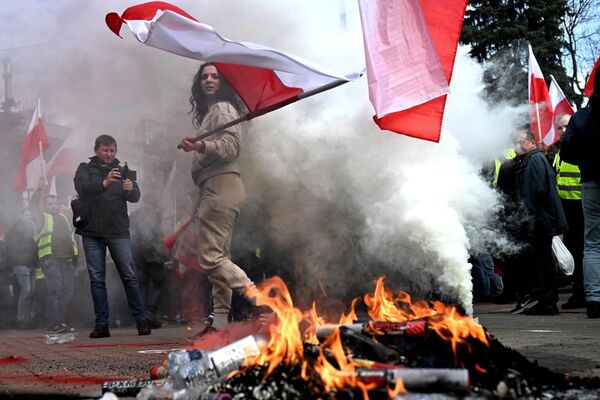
[498, 150, 568, 239]
[560, 108, 600, 183]
[73, 156, 140, 239]
[5, 221, 37, 268]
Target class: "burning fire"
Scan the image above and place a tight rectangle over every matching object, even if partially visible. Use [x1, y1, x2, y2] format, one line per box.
[241, 275, 488, 397]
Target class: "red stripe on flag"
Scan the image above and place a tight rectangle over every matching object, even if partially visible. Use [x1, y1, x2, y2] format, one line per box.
[529, 74, 553, 142]
[584, 56, 600, 98]
[214, 63, 303, 117]
[13, 118, 49, 193]
[374, 0, 468, 142]
[106, 1, 198, 37]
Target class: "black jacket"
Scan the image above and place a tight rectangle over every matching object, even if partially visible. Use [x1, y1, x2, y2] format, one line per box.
[560, 108, 600, 183]
[73, 156, 140, 239]
[5, 221, 37, 268]
[498, 150, 568, 239]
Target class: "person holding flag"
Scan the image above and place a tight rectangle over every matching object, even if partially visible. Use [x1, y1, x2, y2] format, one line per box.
[560, 63, 600, 319]
[179, 63, 256, 336]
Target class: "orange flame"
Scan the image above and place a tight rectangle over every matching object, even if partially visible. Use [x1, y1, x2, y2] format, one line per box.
[241, 275, 486, 398]
[364, 277, 489, 361]
[303, 301, 325, 345]
[245, 276, 305, 377]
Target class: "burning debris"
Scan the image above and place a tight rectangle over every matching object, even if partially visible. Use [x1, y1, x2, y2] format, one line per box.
[101, 276, 599, 399]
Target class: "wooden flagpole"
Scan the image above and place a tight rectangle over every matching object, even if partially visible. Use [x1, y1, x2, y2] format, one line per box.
[38, 140, 48, 186]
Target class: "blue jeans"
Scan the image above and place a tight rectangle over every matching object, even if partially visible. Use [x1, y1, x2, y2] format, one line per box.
[582, 181, 600, 302]
[14, 265, 35, 324]
[472, 254, 504, 298]
[41, 259, 74, 327]
[82, 236, 146, 325]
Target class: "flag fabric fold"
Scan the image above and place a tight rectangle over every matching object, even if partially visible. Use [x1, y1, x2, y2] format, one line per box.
[13, 99, 49, 193]
[548, 75, 576, 145]
[584, 56, 600, 98]
[528, 45, 554, 145]
[358, 0, 468, 143]
[106, 2, 361, 119]
[46, 132, 86, 178]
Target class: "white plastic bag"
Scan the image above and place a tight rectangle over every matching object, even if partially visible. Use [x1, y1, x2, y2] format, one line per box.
[552, 236, 574, 276]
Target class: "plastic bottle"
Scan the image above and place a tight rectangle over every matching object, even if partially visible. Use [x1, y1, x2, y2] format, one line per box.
[44, 333, 76, 344]
[173, 335, 262, 388]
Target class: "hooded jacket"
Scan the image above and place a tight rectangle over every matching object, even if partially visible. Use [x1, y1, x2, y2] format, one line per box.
[73, 156, 140, 239]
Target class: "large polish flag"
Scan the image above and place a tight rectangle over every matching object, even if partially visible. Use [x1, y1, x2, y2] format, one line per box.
[548, 75, 576, 144]
[358, 0, 468, 143]
[106, 2, 361, 119]
[528, 45, 554, 145]
[46, 132, 85, 178]
[13, 99, 49, 192]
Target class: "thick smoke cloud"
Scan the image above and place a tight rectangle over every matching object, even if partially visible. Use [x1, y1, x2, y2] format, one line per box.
[0, 1, 527, 314]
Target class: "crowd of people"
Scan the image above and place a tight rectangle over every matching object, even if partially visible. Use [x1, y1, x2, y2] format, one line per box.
[472, 72, 600, 319]
[0, 62, 598, 339]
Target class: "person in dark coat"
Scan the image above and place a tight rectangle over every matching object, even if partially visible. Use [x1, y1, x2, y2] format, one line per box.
[497, 130, 568, 315]
[560, 71, 600, 319]
[5, 209, 38, 329]
[73, 134, 150, 338]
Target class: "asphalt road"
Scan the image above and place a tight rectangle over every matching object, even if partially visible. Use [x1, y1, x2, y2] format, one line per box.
[0, 294, 598, 399]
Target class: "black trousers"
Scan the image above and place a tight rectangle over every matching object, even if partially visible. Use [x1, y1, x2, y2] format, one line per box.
[515, 235, 558, 305]
[561, 199, 585, 300]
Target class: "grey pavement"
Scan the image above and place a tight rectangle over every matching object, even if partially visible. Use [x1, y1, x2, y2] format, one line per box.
[0, 294, 598, 398]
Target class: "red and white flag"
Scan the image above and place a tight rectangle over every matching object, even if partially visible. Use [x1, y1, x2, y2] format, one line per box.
[45, 132, 85, 178]
[528, 44, 554, 145]
[13, 99, 49, 192]
[106, 2, 361, 119]
[584, 55, 600, 98]
[358, 0, 468, 143]
[548, 75, 576, 144]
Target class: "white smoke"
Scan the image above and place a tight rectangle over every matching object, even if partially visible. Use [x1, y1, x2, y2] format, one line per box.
[0, 0, 528, 314]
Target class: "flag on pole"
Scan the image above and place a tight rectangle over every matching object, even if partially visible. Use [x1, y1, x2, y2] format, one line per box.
[358, 0, 468, 143]
[584, 56, 600, 98]
[106, 2, 362, 120]
[548, 75, 576, 144]
[528, 45, 554, 145]
[46, 132, 86, 178]
[13, 99, 49, 192]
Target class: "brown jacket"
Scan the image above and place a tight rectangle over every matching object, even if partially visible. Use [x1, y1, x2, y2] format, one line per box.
[191, 101, 242, 185]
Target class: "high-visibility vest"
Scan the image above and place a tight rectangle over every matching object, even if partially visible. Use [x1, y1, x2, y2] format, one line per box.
[493, 149, 517, 187]
[37, 213, 79, 259]
[555, 151, 582, 200]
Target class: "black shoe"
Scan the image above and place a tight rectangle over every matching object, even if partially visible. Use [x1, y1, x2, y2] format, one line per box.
[187, 325, 217, 341]
[147, 315, 162, 329]
[137, 319, 152, 336]
[523, 302, 559, 316]
[511, 297, 539, 314]
[89, 324, 110, 338]
[586, 301, 600, 319]
[561, 296, 586, 310]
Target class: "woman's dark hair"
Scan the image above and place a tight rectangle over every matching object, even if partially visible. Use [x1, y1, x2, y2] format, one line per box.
[589, 72, 600, 136]
[189, 63, 245, 128]
[94, 134, 117, 151]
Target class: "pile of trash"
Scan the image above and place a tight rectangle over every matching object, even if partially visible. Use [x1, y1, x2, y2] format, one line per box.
[99, 277, 600, 399]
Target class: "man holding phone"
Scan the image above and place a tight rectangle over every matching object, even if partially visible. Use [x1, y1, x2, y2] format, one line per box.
[74, 134, 150, 338]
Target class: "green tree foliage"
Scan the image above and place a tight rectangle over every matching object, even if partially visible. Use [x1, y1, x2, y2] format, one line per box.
[460, 0, 577, 105]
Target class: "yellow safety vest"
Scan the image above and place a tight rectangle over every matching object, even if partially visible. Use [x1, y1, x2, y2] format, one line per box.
[37, 213, 79, 259]
[555, 152, 582, 200]
[493, 149, 517, 187]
